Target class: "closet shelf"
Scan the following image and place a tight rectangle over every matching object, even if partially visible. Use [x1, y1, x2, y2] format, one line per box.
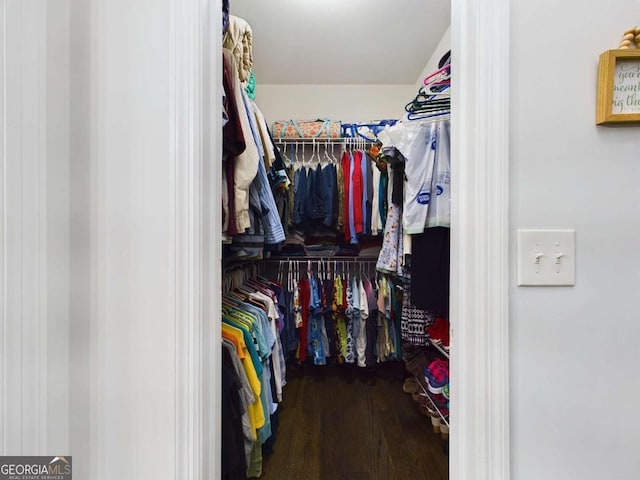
[429, 339, 450, 359]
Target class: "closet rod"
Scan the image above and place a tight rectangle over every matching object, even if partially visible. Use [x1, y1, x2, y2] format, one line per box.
[273, 138, 376, 145]
[263, 256, 377, 262]
[222, 258, 260, 272]
[275, 138, 352, 145]
[273, 137, 347, 143]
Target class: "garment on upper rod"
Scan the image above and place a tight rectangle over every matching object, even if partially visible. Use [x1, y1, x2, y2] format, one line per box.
[223, 15, 253, 88]
[380, 119, 451, 233]
[222, 50, 287, 258]
[272, 145, 385, 255]
[222, 49, 258, 234]
[372, 119, 451, 317]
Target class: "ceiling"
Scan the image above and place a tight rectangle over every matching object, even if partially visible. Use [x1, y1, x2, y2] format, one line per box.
[229, 0, 450, 85]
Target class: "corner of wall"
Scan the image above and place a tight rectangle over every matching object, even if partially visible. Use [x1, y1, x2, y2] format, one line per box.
[414, 26, 451, 88]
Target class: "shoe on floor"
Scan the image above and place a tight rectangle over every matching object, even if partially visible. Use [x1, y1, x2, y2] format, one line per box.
[403, 377, 419, 394]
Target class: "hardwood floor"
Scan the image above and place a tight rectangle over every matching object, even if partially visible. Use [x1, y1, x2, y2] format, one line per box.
[260, 363, 449, 480]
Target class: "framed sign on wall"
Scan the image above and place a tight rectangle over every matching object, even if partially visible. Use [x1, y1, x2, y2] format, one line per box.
[596, 49, 640, 125]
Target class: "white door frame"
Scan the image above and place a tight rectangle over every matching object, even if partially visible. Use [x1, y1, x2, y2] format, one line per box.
[0, 0, 58, 456]
[449, 0, 511, 478]
[0, 0, 510, 477]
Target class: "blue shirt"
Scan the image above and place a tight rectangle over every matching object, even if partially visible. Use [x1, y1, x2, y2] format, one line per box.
[360, 150, 369, 236]
[241, 92, 285, 245]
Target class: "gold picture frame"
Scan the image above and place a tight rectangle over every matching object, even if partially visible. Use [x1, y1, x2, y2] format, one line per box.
[596, 49, 640, 125]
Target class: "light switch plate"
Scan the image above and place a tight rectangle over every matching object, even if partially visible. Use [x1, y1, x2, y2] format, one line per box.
[517, 230, 576, 286]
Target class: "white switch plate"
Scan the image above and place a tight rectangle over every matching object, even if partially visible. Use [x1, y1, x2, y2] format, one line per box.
[517, 230, 576, 286]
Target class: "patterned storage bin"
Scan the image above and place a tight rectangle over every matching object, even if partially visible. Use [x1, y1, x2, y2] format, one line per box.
[272, 119, 342, 140]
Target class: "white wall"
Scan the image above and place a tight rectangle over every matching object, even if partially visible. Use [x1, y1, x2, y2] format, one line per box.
[69, 1, 177, 477]
[415, 26, 451, 88]
[257, 84, 415, 123]
[1, 0, 70, 456]
[46, 0, 71, 455]
[255, 29, 452, 130]
[510, 3, 640, 480]
[68, 0, 217, 478]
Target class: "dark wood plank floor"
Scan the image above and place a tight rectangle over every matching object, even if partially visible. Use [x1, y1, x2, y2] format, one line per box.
[260, 363, 449, 480]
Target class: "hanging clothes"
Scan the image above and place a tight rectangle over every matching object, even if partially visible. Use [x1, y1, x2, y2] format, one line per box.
[221, 266, 290, 479]
[223, 15, 253, 88]
[259, 258, 402, 368]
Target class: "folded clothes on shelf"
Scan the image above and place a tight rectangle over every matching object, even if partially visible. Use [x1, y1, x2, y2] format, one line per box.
[424, 358, 449, 394]
[427, 317, 450, 351]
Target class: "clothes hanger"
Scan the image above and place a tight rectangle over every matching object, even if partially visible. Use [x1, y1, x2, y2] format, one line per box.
[405, 93, 450, 113]
[277, 260, 284, 285]
[423, 63, 451, 85]
[407, 110, 451, 122]
[309, 139, 318, 167]
[323, 142, 332, 166]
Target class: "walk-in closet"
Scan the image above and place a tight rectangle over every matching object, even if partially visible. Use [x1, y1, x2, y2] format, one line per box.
[222, 1, 452, 479]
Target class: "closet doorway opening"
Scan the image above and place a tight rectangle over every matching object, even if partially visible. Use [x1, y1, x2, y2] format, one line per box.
[222, 1, 451, 478]
[215, 0, 510, 479]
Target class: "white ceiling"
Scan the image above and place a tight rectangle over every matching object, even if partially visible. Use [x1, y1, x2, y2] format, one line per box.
[229, 0, 450, 85]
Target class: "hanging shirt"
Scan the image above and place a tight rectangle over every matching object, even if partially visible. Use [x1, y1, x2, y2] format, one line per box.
[251, 103, 275, 170]
[222, 339, 254, 466]
[250, 291, 284, 401]
[341, 151, 352, 242]
[365, 153, 374, 236]
[379, 170, 389, 231]
[336, 162, 345, 231]
[322, 164, 337, 227]
[344, 280, 355, 363]
[333, 275, 347, 361]
[352, 151, 364, 236]
[371, 166, 382, 235]
[222, 323, 265, 437]
[384, 120, 451, 233]
[292, 167, 307, 225]
[242, 93, 285, 245]
[308, 277, 326, 365]
[356, 277, 368, 368]
[360, 151, 370, 235]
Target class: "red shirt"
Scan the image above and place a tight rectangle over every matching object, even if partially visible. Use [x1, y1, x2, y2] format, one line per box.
[352, 151, 364, 235]
[341, 151, 352, 241]
[298, 277, 310, 363]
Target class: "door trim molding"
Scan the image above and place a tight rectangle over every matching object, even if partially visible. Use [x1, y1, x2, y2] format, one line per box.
[172, 0, 206, 478]
[172, 0, 222, 478]
[0, 0, 49, 455]
[450, 0, 511, 478]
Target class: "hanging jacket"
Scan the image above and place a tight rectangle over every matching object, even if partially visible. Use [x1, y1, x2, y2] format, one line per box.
[223, 49, 259, 232]
[223, 15, 253, 87]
